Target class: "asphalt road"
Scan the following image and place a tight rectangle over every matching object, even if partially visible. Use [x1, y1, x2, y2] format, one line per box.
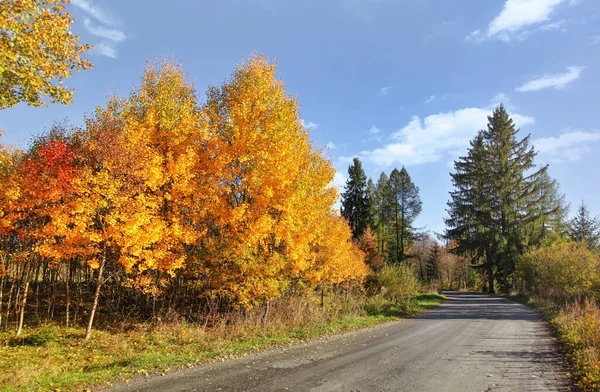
[110, 292, 571, 392]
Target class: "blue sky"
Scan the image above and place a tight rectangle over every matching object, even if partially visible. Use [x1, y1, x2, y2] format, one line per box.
[2, 0, 600, 235]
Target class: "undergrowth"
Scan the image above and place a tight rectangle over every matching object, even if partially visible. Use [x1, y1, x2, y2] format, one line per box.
[0, 293, 444, 391]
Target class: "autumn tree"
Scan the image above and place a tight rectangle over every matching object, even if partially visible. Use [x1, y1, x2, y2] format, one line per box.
[1, 0, 92, 109]
[202, 56, 364, 309]
[356, 227, 385, 271]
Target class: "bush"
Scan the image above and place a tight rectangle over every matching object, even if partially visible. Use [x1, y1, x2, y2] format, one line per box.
[366, 265, 420, 302]
[517, 241, 600, 301]
[553, 299, 600, 391]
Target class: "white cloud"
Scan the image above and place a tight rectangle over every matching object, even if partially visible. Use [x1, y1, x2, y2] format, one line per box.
[360, 105, 534, 167]
[71, 0, 115, 26]
[489, 92, 512, 108]
[94, 43, 117, 59]
[590, 35, 600, 45]
[83, 18, 126, 41]
[300, 119, 319, 130]
[332, 171, 347, 189]
[379, 85, 395, 96]
[534, 131, 600, 162]
[425, 95, 436, 104]
[368, 126, 381, 135]
[516, 66, 583, 92]
[467, 0, 573, 42]
[326, 142, 336, 150]
[465, 29, 483, 42]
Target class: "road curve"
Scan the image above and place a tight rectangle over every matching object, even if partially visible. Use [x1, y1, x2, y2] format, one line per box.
[110, 292, 571, 392]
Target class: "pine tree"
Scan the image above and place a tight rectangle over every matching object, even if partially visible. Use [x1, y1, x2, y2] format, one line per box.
[388, 167, 422, 263]
[445, 105, 556, 293]
[341, 157, 370, 238]
[569, 202, 600, 249]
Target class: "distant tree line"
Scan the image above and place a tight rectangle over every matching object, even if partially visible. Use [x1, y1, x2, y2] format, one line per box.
[341, 159, 423, 265]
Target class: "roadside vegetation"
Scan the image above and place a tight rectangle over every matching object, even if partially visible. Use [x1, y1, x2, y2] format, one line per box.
[515, 236, 600, 391]
[2, 2, 597, 392]
[0, 284, 443, 391]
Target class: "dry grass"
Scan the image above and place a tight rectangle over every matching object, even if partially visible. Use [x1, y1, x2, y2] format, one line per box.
[0, 293, 444, 391]
[553, 299, 600, 391]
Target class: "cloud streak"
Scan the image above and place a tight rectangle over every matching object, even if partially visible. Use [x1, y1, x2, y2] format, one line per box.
[94, 43, 117, 59]
[534, 130, 600, 162]
[84, 18, 126, 41]
[379, 85, 395, 96]
[71, 0, 115, 26]
[467, 0, 571, 42]
[301, 120, 319, 130]
[516, 66, 583, 92]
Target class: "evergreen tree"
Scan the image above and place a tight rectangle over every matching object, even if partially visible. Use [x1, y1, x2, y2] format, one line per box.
[529, 171, 569, 242]
[426, 243, 441, 283]
[569, 202, 600, 249]
[341, 157, 370, 238]
[445, 105, 555, 293]
[388, 167, 422, 263]
[366, 178, 377, 230]
[374, 172, 392, 257]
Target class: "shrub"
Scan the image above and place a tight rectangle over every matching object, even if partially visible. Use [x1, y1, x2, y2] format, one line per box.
[553, 299, 600, 391]
[366, 265, 420, 302]
[517, 241, 600, 301]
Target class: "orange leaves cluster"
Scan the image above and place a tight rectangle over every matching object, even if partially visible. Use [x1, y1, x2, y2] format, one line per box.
[0, 56, 367, 309]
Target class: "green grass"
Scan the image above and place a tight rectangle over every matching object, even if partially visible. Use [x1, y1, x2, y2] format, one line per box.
[0, 293, 444, 391]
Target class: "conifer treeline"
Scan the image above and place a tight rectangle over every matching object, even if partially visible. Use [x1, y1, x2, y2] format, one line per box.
[341, 158, 423, 264]
[0, 57, 368, 338]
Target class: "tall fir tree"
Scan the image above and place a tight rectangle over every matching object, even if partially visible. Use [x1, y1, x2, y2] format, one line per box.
[445, 105, 557, 293]
[569, 201, 600, 249]
[387, 167, 422, 263]
[341, 157, 370, 238]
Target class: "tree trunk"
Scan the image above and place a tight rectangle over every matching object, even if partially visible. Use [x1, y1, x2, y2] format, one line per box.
[487, 259, 495, 294]
[15, 279, 29, 336]
[85, 255, 105, 340]
[0, 274, 4, 329]
[65, 260, 71, 328]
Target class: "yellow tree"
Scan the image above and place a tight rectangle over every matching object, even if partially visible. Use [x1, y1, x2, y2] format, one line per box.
[37, 61, 211, 338]
[1, 0, 92, 109]
[201, 56, 367, 308]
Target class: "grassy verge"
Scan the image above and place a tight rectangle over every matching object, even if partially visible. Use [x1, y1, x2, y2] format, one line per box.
[0, 293, 444, 391]
[507, 294, 600, 391]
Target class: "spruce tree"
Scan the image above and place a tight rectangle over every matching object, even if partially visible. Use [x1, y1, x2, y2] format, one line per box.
[388, 167, 422, 263]
[445, 105, 556, 293]
[341, 157, 370, 238]
[569, 202, 600, 249]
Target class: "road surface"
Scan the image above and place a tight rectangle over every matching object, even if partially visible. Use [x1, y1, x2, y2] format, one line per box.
[110, 292, 571, 391]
